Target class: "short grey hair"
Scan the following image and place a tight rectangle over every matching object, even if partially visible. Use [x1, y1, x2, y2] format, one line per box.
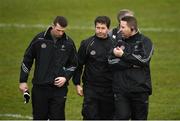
[117, 9, 134, 23]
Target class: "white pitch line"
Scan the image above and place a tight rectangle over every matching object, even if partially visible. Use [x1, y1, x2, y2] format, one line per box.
[0, 23, 179, 32]
[0, 113, 32, 119]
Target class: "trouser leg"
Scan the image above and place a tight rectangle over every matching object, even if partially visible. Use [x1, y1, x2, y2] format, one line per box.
[131, 92, 149, 120]
[48, 96, 66, 120]
[32, 86, 49, 120]
[114, 93, 131, 120]
[99, 99, 114, 119]
[49, 86, 67, 120]
[82, 97, 100, 120]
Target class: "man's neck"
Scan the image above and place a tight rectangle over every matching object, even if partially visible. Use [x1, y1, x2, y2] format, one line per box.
[130, 30, 138, 37]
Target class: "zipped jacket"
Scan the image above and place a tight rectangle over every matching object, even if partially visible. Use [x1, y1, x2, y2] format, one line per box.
[19, 27, 78, 86]
[73, 35, 113, 88]
[108, 32, 154, 94]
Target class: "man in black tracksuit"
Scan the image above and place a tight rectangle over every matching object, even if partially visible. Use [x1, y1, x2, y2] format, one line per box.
[19, 16, 78, 120]
[73, 16, 114, 120]
[108, 16, 154, 120]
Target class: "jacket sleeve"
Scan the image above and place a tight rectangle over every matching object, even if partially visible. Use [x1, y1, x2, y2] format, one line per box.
[121, 37, 154, 67]
[72, 40, 87, 85]
[19, 38, 36, 83]
[108, 40, 132, 69]
[63, 42, 78, 81]
[108, 49, 132, 70]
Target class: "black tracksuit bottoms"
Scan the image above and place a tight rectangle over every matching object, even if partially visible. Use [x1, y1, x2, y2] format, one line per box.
[114, 92, 149, 120]
[82, 86, 114, 120]
[31, 84, 67, 120]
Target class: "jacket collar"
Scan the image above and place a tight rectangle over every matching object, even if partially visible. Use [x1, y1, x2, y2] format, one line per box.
[123, 31, 141, 41]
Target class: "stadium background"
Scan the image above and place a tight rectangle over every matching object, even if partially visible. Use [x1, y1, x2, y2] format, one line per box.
[0, 0, 179, 119]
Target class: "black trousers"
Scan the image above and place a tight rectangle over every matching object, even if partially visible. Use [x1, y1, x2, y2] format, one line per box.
[114, 92, 149, 120]
[82, 86, 114, 120]
[31, 85, 67, 120]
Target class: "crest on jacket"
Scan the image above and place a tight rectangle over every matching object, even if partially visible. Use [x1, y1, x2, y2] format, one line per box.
[41, 43, 47, 48]
[90, 50, 96, 55]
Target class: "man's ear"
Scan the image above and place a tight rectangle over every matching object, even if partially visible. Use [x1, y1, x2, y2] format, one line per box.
[131, 27, 134, 31]
[52, 24, 55, 28]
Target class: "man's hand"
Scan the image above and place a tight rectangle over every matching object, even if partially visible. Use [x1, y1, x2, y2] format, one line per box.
[19, 82, 28, 93]
[113, 46, 124, 57]
[54, 77, 67, 87]
[76, 85, 83, 96]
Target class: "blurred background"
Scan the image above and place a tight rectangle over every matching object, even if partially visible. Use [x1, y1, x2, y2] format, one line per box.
[0, 0, 180, 119]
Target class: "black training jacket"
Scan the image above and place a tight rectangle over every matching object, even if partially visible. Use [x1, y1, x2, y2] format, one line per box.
[73, 35, 113, 88]
[19, 27, 78, 85]
[108, 32, 154, 95]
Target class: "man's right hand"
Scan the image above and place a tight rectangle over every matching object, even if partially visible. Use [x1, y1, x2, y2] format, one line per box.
[19, 82, 28, 93]
[76, 85, 83, 96]
[113, 46, 124, 57]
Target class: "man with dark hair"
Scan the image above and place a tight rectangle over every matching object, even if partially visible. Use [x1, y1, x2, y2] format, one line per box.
[19, 16, 78, 120]
[109, 16, 154, 120]
[53, 16, 68, 27]
[73, 16, 114, 120]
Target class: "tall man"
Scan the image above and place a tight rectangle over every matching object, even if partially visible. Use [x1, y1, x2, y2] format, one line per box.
[73, 16, 114, 120]
[19, 16, 78, 120]
[109, 16, 154, 120]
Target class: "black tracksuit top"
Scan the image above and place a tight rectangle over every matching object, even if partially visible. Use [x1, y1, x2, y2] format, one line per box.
[108, 32, 154, 95]
[19, 27, 78, 85]
[73, 35, 113, 88]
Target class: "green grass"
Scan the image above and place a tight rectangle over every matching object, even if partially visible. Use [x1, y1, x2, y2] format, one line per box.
[0, 0, 180, 120]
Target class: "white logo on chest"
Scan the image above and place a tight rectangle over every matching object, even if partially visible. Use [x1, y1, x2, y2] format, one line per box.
[90, 50, 96, 55]
[41, 43, 47, 48]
